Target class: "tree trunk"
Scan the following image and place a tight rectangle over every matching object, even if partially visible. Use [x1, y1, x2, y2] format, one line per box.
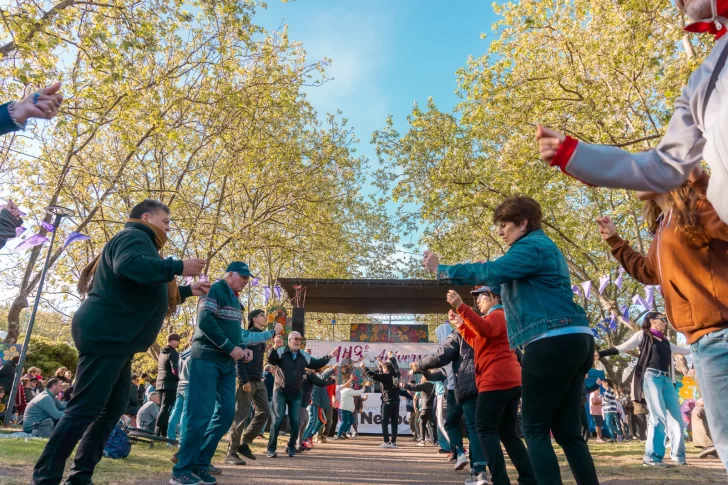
[5, 294, 29, 343]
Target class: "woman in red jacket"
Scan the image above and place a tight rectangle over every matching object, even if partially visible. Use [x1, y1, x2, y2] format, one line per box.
[447, 287, 536, 485]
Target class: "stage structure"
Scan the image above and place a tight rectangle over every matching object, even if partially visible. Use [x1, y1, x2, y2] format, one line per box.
[276, 278, 475, 435]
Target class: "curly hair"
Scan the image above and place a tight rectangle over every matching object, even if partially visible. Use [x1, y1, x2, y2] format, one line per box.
[643, 184, 706, 243]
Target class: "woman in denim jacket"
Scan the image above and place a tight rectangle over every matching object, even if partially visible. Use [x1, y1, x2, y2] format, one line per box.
[424, 196, 598, 485]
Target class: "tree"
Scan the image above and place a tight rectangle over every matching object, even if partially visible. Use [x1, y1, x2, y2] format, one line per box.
[0, 1, 397, 349]
[373, 0, 706, 386]
[17, 335, 78, 378]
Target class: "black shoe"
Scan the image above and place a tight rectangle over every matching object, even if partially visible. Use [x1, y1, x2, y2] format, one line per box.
[223, 454, 246, 466]
[285, 446, 295, 457]
[237, 443, 257, 461]
[438, 448, 449, 454]
[448, 452, 457, 461]
[206, 465, 222, 476]
[296, 446, 306, 452]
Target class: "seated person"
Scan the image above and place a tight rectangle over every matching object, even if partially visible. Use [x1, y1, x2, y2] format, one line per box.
[23, 378, 66, 437]
[136, 391, 161, 432]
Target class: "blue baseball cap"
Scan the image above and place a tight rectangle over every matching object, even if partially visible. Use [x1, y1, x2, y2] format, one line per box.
[471, 285, 501, 296]
[226, 261, 253, 277]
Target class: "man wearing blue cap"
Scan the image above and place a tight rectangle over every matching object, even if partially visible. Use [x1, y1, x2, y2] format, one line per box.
[171, 262, 274, 485]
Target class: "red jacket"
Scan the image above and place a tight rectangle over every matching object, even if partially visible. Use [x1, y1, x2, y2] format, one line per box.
[457, 304, 521, 392]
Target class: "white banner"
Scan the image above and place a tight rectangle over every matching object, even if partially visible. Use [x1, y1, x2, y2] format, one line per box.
[304, 339, 441, 366]
[355, 392, 412, 435]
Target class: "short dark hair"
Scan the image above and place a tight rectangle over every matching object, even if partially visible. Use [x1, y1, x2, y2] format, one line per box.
[129, 199, 170, 219]
[46, 377, 61, 389]
[642, 311, 664, 331]
[493, 196, 543, 232]
[131, 374, 139, 380]
[167, 333, 181, 343]
[141, 373, 149, 379]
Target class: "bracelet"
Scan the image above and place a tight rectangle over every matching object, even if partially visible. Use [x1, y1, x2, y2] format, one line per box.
[7, 101, 26, 130]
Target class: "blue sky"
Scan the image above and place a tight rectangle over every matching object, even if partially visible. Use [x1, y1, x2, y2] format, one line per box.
[255, 0, 498, 195]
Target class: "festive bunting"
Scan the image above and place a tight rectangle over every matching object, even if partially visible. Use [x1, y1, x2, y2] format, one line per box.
[608, 313, 617, 332]
[621, 305, 630, 322]
[273, 286, 282, 300]
[41, 221, 54, 232]
[598, 275, 610, 294]
[15, 226, 25, 237]
[183, 277, 193, 285]
[615, 270, 624, 290]
[591, 328, 599, 338]
[12, 234, 48, 252]
[571, 285, 581, 296]
[264, 286, 271, 303]
[251, 277, 260, 286]
[581, 281, 592, 299]
[62, 231, 90, 249]
[645, 286, 655, 307]
[632, 294, 649, 311]
[596, 323, 609, 333]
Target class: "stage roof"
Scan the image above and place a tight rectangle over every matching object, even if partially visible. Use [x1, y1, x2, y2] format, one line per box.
[276, 278, 476, 314]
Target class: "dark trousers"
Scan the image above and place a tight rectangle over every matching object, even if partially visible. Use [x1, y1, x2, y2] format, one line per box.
[155, 389, 177, 436]
[33, 354, 132, 485]
[327, 408, 339, 437]
[522, 333, 599, 485]
[268, 388, 302, 452]
[318, 407, 332, 439]
[476, 386, 537, 485]
[631, 414, 648, 440]
[445, 390, 464, 454]
[381, 401, 400, 443]
[419, 408, 433, 442]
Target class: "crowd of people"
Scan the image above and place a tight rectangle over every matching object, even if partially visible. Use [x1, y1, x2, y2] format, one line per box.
[1, 0, 728, 484]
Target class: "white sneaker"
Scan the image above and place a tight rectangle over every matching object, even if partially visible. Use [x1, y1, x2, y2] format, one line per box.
[464, 471, 489, 485]
[333, 435, 340, 440]
[454, 453, 469, 471]
[416, 441, 425, 447]
[390, 442, 398, 449]
[379, 442, 392, 448]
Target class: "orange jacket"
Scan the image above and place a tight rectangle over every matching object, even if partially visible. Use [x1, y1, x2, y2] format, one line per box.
[607, 173, 728, 344]
[457, 304, 521, 392]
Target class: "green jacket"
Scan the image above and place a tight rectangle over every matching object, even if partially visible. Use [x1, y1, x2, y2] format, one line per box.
[0, 208, 22, 250]
[191, 279, 246, 362]
[71, 221, 191, 356]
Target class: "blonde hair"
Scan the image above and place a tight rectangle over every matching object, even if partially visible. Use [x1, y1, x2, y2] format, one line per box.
[644, 185, 706, 243]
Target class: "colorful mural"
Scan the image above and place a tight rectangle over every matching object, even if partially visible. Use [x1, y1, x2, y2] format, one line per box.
[350, 324, 428, 343]
[0, 343, 21, 365]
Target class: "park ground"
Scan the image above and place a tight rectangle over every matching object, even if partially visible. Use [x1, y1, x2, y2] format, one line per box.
[0, 432, 726, 485]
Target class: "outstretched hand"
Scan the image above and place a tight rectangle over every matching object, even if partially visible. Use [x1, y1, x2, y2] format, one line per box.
[13, 82, 64, 123]
[446, 290, 463, 309]
[595, 216, 617, 241]
[535, 124, 566, 164]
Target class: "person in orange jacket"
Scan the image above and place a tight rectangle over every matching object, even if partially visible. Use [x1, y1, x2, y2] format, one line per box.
[447, 287, 536, 485]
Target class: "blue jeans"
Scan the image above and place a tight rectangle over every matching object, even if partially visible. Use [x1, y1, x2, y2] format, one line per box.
[302, 404, 323, 440]
[461, 395, 487, 474]
[167, 390, 187, 441]
[604, 412, 622, 440]
[268, 388, 302, 452]
[436, 394, 450, 451]
[642, 369, 685, 464]
[173, 359, 236, 474]
[337, 410, 354, 437]
[445, 390, 464, 455]
[692, 327, 728, 471]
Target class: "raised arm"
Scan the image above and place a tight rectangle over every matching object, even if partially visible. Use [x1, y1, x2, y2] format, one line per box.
[599, 331, 644, 358]
[596, 217, 659, 285]
[414, 333, 459, 372]
[112, 233, 183, 285]
[458, 303, 506, 339]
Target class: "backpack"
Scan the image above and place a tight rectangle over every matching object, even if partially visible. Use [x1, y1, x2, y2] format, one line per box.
[103, 423, 131, 459]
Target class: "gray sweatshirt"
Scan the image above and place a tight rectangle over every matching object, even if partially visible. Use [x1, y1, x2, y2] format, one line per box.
[23, 390, 65, 433]
[558, 35, 728, 223]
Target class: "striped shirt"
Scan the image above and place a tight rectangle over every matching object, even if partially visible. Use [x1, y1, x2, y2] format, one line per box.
[602, 388, 618, 414]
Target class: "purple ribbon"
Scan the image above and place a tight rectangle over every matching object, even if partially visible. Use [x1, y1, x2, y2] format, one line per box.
[645, 285, 655, 308]
[598, 275, 610, 294]
[12, 234, 48, 252]
[581, 281, 592, 299]
[62, 231, 90, 249]
[251, 277, 260, 287]
[41, 221, 54, 232]
[608, 313, 617, 332]
[273, 286, 282, 300]
[615, 271, 624, 290]
[621, 305, 630, 322]
[632, 294, 649, 311]
[264, 286, 271, 303]
[571, 285, 581, 296]
[15, 226, 26, 237]
[591, 328, 600, 338]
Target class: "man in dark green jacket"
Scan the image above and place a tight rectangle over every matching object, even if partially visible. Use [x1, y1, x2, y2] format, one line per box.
[32, 199, 207, 485]
[172, 262, 262, 485]
[0, 200, 23, 250]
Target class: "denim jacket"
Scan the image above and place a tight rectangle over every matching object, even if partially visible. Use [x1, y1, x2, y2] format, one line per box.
[437, 229, 589, 348]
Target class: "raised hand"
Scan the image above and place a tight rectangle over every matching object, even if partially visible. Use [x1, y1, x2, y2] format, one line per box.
[13, 82, 64, 123]
[190, 280, 211, 296]
[595, 216, 617, 241]
[4, 200, 21, 219]
[274, 322, 284, 335]
[329, 346, 341, 357]
[535, 124, 566, 164]
[182, 259, 206, 276]
[409, 362, 417, 373]
[423, 250, 440, 274]
[446, 290, 463, 309]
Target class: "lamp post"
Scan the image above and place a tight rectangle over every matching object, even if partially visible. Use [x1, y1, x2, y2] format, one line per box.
[3, 205, 74, 425]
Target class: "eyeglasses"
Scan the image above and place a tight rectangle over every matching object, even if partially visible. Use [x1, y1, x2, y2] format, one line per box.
[291, 337, 303, 341]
